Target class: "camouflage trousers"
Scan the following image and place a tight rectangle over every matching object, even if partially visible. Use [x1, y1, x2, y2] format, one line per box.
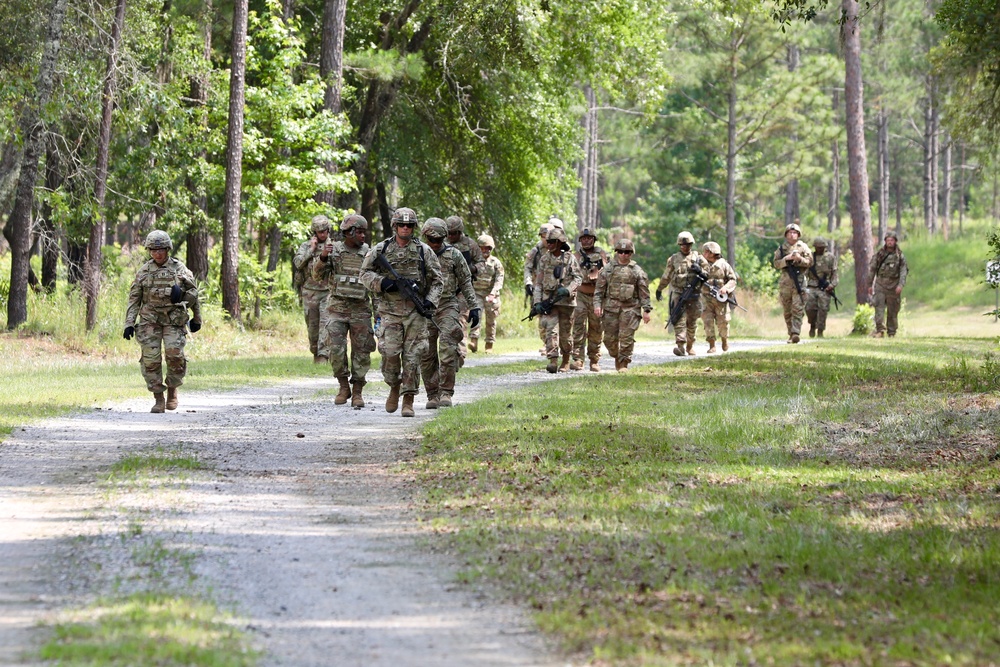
[541, 305, 574, 359]
[135, 322, 187, 393]
[804, 288, 833, 334]
[669, 292, 702, 344]
[469, 294, 500, 344]
[872, 286, 901, 336]
[572, 292, 602, 362]
[779, 283, 805, 336]
[380, 308, 429, 396]
[301, 288, 329, 356]
[701, 298, 731, 341]
[601, 308, 641, 364]
[421, 301, 464, 398]
[319, 309, 375, 385]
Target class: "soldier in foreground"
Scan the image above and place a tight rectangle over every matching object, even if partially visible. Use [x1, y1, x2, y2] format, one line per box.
[293, 215, 333, 362]
[123, 230, 202, 413]
[469, 234, 504, 353]
[594, 238, 651, 372]
[699, 241, 738, 354]
[805, 237, 838, 338]
[572, 228, 609, 372]
[360, 208, 444, 417]
[313, 214, 375, 408]
[533, 227, 582, 373]
[773, 221, 813, 344]
[868, 230, 908, 338]
[656, 231, 706, 356]
[420, 218, 479, 409]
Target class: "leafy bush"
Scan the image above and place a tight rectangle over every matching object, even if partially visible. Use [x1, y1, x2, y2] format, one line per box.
[735, 242, 778, 297]
[851, 303, 874, 335]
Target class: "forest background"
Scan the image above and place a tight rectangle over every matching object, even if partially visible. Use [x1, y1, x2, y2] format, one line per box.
[0, 0, 999, 336]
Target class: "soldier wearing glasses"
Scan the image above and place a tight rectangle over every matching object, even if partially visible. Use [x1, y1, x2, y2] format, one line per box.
[594, 239, 652, 372]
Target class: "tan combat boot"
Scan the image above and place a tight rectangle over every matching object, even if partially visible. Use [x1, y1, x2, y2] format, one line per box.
[401, 394, 415, 417]
[426, 393, 439, 410]
[438, 394, 453, 408]
[386, 384, 400, 413]
[334, 377, 351, 405]
[808, 324, 816, 338]
[570, 358, 584, 371]
[706, 338, 717, 354]
[686, 340, 696, 356]
[165, 386, 179, 410]
[817, 329, 824, 338]
[790, 334, 800, 344]
[721, 338, 729, 352]
[673, 342, 685, 357]
[485, 342, 493, 353]
[468, 338, 478, 353]
[559, 353, 571, 372]
[546, 358, 558, 373]
[589, 358, 600, 372]
[313, 354, 327, 364]
[151, 392, 165, 414]
[618, 359, 629, 373]
[351, 383, 365, 408]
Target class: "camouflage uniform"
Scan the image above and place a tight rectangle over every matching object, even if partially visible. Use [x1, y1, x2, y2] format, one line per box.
[773, 230, 813, 342]
[470, 249, 504, 348]
[700, 256, 738, 346]
[533, 231, 582, 370]
[360, 230, 444, 402]
[869, 239, 908, 337]
[125, 255, 200, 397]
[573, 237, 609, 370]
[312, 238, 375, 387]
[524, 240, 547, 345]
[446, 218, 485, 362]
[421, 237, 478, 405]
[805, 240, 838, 338]
[657, 246, 706, 354]
[594, 248, 651, 370]
[293, 221, 332, 359]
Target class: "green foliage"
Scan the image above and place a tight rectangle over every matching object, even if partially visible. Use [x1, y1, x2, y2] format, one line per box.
[735, 240, 779, 296]
[851, 302, 874, 334]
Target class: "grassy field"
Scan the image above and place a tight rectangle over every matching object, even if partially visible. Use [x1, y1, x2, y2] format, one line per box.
[415, 338, 1000, 665]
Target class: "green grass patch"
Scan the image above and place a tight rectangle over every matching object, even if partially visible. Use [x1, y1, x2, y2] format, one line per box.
[39, 593, 257, 667]
[108, 452, 206, 477]
[416, 338, 1000, 665]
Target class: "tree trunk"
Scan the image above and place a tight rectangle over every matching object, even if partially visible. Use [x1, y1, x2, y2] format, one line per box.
[784, 44, 800, 228]
[361, 178, 381, 237]
[876, 108, 888, 243]
[930, 101, 939, 235]
[40, 138, 62, 291]
[316, 0, 347, 205]
[85, 0, 127, 331]
[923, 98, 932, 233]
[0, 140, 21, 214]
[6, 0, 69, 329]
[67, 239, 86, 285]
[842, 0, 873, 305]
[185, 0, 212, 283]
[941, 133, 951, 241]
[958, 143, 965, 235]
[576, 84, 598, 232]
[221, 0, 248, 322]
[376, 178, 390, 244]
[828, 90, 840, 234]
[893, 149, 902, 237]
[724, 46, 738, 267]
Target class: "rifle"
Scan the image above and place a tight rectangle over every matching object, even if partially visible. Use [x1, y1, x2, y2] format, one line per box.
[779, 244, 805, 301]
[666, 264, 708, 329]
[808, 265, 841, 310]
[374, 253, 434, 318]
[705, 284, 748, 313]
[579, 251, 605, 274]
[523, 286, 570, 321]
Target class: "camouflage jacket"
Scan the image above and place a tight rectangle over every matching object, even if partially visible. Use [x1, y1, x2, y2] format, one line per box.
[807, 252, 838, 289]
[533, 250, 582, 308]
[773, 240, 813, 290]
[869, 248, 907, 290]
[523, 242, 545, 286]
[575, 246, 609, 294]
[594, 260, 652, 314]
[293, 238, 329, 293]
[449, 233, 486, 278]
[700, 258, 738, 297]
[125, 257, 200, 327]
[434, 244, 478, 310]
[473, 255, 505, 298]
[658, 250, 707, 295]
[360, 237, 444, 317]
[312, 240, 373, 316]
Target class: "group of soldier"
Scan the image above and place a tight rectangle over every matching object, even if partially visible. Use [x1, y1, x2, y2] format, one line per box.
[121, 214, 908, 416]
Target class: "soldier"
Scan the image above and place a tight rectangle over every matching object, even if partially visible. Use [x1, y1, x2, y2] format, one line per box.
[572, 228, 609, 372]
[469, 233, 505, 353]
[524, 223, 552, 354]
[656, 230, 707, 356]
[773, 221, 813, 344]
[312, 214, 376, 408]
[360, 207, 444, 417]
[293, 215, 333, 362]
[805, 237, 838, 338]
[699, 241, 738, 354]
[446, 216, 485, 362]
[123, 230, 202, 413]
[533, 227, 582, 373]
[594, 238, 652, 372]
[420, 218, 480, 409]
[868, 230, 908, 338]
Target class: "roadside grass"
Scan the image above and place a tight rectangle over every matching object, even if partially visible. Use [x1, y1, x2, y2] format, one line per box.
[415, 338, 1000, 665]
[109, 452, 206, 477]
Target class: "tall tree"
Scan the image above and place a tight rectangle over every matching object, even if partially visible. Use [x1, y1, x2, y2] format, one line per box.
[221, 0, 248, 321]
[316, 0, 347, 206]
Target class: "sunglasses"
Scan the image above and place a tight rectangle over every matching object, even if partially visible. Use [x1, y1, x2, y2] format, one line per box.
[616, 249, 632, 255]
[546, 239, 560, 244]
[397, 222, 416, 228]
[424, 236, 445, 243]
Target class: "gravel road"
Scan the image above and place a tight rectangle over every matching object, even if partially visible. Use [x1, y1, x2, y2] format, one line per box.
[0, 340, 780, 666]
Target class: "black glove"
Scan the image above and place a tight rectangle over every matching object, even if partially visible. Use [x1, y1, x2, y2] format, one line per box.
[656, 290, 663, 302]
[422, 299, 436, 315]
[189, 319, 202, 333]
[123, 326, 135, 340]
[170, 284, 184, 304]
[381, 277, 398, 293]
[468, 308, 481, 329]
[525, 285, 533, 298]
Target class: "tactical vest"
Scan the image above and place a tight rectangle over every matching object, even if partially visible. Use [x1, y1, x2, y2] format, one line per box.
[473, 257, 497, 294]
[330, 244, 368, 300]
[436, 246, 465, 300]
[807, 254, 836, 288]
[667, 251, 703, 292]
[875, 252, 903, 281]
[606, 264, 638, 303]
[139, 261, 189, 326]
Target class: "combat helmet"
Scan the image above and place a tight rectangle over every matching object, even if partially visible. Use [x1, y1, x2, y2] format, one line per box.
[445, 215, 464, 234]
[785, 222, 802, 235]
[391, 207, 419, 228]
[884, 230, 898, 240]
[144, 230, 173, 251]
[311, 215, 332, 233]
[546, 227, 570, 251]
[614, 238, 635, 253]
[538, 223, 552, 237]
[702, 241, 722, 256]
[813, 236, 828, 248]
[341, 213, 368, 233]
[579, 227, 597, 240]
[677, 231, 695, 245]
[547, 216, 564, 231]
[477, 234, 495, 249]
[422, 217, 448, 240]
